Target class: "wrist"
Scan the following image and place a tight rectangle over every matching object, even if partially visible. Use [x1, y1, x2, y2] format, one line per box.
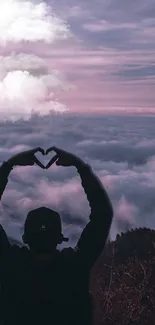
[74, 158, 90, 171]
[5, 159, 15, 169]
[74, 158, 85, 168]
[0, 161, 14, 176]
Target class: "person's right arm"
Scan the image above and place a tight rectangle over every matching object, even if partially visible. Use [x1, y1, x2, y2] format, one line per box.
[0, 147, 45, 256]
[0, 147, 45, 201]
[0, 224, 11, 254]
[0, 161, 14, 201]
[0, 162, 15, 254]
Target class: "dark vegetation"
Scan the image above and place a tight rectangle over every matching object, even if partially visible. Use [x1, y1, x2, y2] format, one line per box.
[90, 227, 155, 325]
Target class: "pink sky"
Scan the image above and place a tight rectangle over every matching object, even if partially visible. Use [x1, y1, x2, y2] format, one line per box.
[0, 0, 155, 120]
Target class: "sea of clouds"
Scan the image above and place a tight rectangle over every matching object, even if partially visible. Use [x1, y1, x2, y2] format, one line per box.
[1, 114, 155, 249]
[0, 0, 155, 249]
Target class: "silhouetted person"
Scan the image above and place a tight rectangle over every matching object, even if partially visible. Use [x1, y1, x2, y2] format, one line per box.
[0, 146, 113, 325]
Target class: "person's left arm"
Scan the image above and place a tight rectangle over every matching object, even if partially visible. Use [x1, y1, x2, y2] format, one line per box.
[45, 146, 114, 273]
[73, 160, 113, 272]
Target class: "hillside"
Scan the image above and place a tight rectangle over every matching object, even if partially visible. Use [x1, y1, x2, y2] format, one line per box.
[90, 227, 155, 325]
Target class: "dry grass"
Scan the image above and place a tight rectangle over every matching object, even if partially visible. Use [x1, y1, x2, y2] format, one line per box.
[90, 228, 155, 325]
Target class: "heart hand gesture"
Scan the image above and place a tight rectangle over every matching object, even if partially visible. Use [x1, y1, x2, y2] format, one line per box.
[45, 147, 83, 169]
[7, 147, 45, 169]
[7, 146, 83, 170]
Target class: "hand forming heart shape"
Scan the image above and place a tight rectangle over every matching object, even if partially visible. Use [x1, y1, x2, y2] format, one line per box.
[35, 148, 58, 169]
[8, 146, 79, 169]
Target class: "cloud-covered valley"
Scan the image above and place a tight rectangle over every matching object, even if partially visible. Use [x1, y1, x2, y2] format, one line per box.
[1, 115, 155, 248]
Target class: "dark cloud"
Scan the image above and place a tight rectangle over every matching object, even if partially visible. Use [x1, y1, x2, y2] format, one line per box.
[76, 27, 136, 50]
[28, 67, 49, 76]
[77, 140, 155, 165]
[113, 66, 155, 80]
[1, 115, 155, 247]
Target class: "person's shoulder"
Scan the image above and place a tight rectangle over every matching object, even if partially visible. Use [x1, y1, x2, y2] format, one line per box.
[60, 247, 88, 273]
[60, 247, 75, 257]
[1, 245, 29, 270]
[60, 247, 76, 263]
[8, 244, 29, 259]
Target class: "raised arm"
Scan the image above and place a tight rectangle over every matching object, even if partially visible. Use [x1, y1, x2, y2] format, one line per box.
[0, 147, 45, 201]
[0, 162, 14, 254]
[46, 146, 113, 272]
[0, 147, 45, 256]
[74, 161, 113, 270]
[0, 162, 14, 201]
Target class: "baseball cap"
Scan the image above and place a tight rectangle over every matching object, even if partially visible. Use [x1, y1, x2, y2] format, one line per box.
[24, 207, 69, 242]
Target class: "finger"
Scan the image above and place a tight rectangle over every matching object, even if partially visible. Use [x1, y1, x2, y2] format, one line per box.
[46, 147, 54, 155]
[29, 161, 35, 166]
[56, 159, 62, 166]
[46, 154, 59, 169]
[56, 159, 67, 166]
[46, 146, 62, 155]
[32, 147, 45, 155]
[33, 156, 45, 169]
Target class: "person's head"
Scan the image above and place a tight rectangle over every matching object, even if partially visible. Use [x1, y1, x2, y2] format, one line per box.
[22, 207, 69, 255]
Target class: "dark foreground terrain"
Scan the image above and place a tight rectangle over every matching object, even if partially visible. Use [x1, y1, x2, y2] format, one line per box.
[4, 227, 155, 325]
[90, 227, 155, 325]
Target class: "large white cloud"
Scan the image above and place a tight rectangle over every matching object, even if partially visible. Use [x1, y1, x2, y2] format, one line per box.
[0, 68, 69, 121]
[0, 53, 46, 73]
[0, 0, 73, 121]
[0, 0, 71, 44]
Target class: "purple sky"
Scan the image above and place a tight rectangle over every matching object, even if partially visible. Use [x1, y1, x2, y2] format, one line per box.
[52, 0, 155, 114]
[0, 0, 155, 121]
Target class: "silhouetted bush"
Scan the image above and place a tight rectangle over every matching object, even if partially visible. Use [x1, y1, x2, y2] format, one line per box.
[90, 227, 155, 325]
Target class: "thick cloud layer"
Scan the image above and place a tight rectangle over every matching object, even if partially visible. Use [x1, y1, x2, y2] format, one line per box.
[0, 62, 69, 121]
[1, 115, 155, 248]
[0, 0, 72, 121]
[0, 0, 70, 44]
